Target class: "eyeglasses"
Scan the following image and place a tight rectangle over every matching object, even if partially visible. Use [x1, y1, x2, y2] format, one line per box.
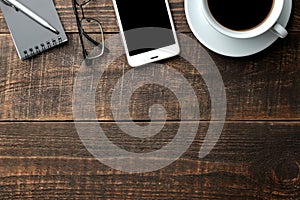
[72, 0, 104, 60]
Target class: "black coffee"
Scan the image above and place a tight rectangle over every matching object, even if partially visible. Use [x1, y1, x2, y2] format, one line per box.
[207, 0, 274, 31]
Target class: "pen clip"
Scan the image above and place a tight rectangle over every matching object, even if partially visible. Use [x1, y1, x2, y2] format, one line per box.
[1, 0, 18, 11]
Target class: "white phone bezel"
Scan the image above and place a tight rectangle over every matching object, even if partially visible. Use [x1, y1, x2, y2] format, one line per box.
[112, 0, 180, 67]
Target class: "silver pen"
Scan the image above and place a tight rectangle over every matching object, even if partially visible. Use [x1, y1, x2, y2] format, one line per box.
[0, 0, 59, 34]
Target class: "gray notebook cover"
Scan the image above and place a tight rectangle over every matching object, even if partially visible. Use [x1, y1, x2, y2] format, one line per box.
[0, 0, 68, 60]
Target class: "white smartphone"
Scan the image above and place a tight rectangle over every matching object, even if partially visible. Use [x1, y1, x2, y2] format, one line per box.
[112, 0, 180, 67]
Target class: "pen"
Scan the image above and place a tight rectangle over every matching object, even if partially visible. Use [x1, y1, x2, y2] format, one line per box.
[1, 0, 60, 35]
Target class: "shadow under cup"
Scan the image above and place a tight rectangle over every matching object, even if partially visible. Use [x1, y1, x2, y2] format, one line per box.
[203, 0, 287, 38]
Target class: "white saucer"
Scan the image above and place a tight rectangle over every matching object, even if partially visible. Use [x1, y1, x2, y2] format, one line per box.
[185, 0, 292, 57]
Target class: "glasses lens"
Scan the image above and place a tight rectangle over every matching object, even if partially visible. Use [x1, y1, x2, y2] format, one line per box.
[81, 18, 104, 59]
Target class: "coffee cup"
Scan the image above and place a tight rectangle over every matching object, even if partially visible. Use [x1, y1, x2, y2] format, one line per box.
[200, 0, 288, 39]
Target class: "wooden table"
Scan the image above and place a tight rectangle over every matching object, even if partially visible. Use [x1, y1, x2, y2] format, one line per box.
[0, 0, 299, 199]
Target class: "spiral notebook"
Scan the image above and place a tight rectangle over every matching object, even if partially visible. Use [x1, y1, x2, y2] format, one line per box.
[0, 0, 68, 60]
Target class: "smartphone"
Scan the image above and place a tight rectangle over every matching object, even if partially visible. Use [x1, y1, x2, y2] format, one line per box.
[112, 0, 180, 67]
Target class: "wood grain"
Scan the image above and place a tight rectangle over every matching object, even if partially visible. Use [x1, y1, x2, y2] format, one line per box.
[0, 0, 299, 199]
[0, 33, 299, 121]
[0, 122, 299, 199]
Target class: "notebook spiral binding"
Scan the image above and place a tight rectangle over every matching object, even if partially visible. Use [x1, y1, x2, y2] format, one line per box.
[22, 36, 63, 59]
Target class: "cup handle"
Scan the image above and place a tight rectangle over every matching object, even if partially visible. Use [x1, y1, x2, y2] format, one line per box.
[271, 23, 288, 38]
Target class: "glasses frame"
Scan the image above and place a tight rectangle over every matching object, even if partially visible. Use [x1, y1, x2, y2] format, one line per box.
[72, 0, 104, 59]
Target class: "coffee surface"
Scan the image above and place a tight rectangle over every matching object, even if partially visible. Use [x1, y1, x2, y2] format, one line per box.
[207, 0, 274, 31]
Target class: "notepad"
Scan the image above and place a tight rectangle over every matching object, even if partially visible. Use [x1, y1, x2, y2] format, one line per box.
[0, 0, 68, 60]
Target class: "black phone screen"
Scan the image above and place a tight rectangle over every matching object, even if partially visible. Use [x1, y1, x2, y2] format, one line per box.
[115, 0, 176, 56]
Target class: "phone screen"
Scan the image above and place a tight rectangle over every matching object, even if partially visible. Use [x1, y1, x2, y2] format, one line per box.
[115, 0, 176, 56]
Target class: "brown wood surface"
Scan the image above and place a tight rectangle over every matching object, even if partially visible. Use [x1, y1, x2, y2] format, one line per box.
[0, 0, 299, 199]
[0, 122, 299, 199]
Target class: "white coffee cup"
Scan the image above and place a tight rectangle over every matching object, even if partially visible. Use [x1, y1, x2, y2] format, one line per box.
[200, 0, 288, 39]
